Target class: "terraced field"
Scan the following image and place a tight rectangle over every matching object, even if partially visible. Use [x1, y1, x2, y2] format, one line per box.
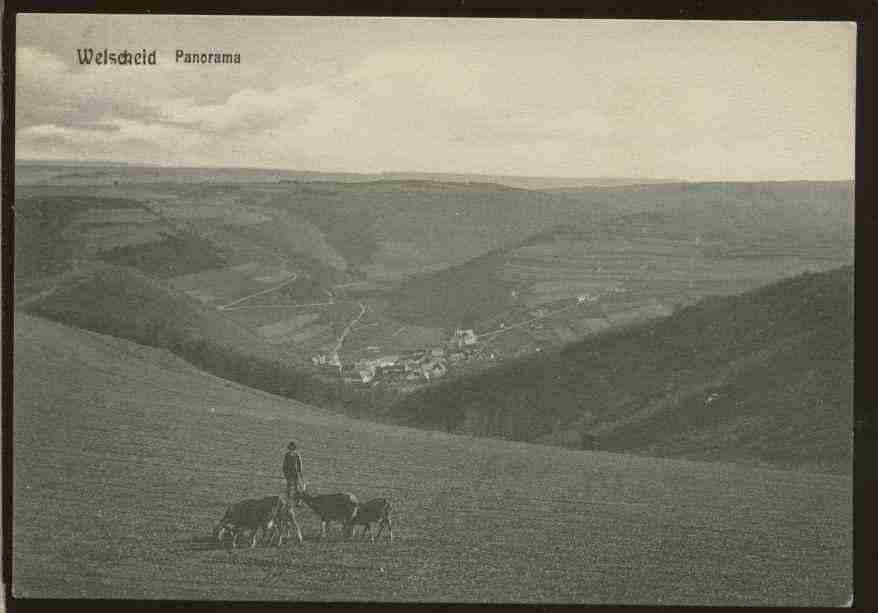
[13, 314, 851, 604]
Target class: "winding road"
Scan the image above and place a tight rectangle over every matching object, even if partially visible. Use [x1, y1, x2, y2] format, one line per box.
[480, 303, 578, 338]
[217, 272, 299, 311]
[332, 302, 367, 360]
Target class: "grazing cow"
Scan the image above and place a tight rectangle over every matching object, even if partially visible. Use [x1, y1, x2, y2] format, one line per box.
[266, 498, 303, 546]
[347, 497, 393, 543]
[297, 483, 359, 539]
[214, 495, 284, 549]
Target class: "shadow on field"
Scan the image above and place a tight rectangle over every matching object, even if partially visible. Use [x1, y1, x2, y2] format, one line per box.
[184, 534, 226, 552]
[182, 532, 357, 553]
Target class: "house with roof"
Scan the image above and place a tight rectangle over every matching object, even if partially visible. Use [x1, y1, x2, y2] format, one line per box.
[420, 359, 447, 381]
[453, 328, 479, 348]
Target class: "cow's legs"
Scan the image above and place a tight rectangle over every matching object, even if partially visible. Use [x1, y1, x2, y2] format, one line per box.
[282, 517, 303, 545]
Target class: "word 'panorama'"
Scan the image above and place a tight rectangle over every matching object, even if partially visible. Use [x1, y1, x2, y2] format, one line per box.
[176, 50, 241, 64]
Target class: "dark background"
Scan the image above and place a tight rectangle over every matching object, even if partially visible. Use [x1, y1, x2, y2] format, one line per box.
[2, 1, 875, 612]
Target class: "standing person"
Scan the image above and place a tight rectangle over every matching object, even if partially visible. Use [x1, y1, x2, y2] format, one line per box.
[283, 441, 303, 506]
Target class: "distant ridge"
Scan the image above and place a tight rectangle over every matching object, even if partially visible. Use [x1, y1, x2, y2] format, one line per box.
[16, 159, 679, 189]
[392, 266, 853, 474]
[17, 159, 855, 191]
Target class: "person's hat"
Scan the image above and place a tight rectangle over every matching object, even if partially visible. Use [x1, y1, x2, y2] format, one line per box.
[288, 441, 297, 450]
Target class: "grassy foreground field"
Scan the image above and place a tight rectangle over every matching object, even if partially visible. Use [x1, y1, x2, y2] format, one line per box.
[13, 314, 851, 604]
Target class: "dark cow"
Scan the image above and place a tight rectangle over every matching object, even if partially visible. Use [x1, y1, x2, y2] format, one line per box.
[347, 497, 393, 543]
[297, 483, 359, 539]
[214, 495, 285, 549]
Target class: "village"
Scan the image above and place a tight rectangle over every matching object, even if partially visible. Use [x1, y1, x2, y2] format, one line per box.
[311, 289, 617, 386]
[312, 326, 490, 385]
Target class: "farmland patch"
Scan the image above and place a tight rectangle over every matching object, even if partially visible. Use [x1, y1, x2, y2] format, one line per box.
[153, 203, 271, 225]
[76, 223, 169, 253]
[256, 314, 321, 338]
[74, 208, 159, 224]
[97, 232, 227, 278]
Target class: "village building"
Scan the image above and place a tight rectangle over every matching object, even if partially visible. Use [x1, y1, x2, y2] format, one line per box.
[378, 363, 407, 377]
[373, 355, 400, 368]
[356, 355, 400, 371]
[453, 328, 478, 349]
[420, 359, 447, 381]
[341, 364, 369, 384]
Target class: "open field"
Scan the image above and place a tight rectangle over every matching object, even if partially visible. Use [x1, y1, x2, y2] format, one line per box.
[13, 313, 851, 604]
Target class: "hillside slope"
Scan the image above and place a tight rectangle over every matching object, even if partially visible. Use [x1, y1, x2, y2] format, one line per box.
[382, 181, 853, 330]
[392, 266, 853, 474]
[386, 249, 517, 329]
[19, 264, 348, 408]
[13, 313, 850, 603]
[549, 181, 854, 237]
[262, 179, 594, 276]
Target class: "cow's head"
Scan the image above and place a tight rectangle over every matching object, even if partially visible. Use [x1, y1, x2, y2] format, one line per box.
[213, 523, 228, 543]
[294, 481, 309, 503]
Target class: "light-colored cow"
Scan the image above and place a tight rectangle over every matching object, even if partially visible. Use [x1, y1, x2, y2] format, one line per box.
[347, 497, 393, 543]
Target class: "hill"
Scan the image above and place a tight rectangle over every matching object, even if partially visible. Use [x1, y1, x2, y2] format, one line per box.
[386, 249, 517, 329]
[18, 264, 349, 408]
[15, 159, 677, 189]
[260, 178, 594, 278]
[382, 181, 853, 330]
[13, 313, 851, 603]
[548, 181, 854, 235]
[391, 266, 853, 474]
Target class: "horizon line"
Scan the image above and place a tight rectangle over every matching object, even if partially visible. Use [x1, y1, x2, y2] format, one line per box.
[14, 157, 855, 184]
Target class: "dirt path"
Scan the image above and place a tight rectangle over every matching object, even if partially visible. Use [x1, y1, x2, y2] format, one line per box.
[332, 302, 367, 360]
[480, 302, 581, 340]
[217, 272, 299, 311]
[16, 283, 60, 309]
[218, 300, 333, 312]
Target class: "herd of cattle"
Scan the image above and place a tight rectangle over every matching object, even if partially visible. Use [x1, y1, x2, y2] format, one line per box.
[213, 483, 393, 549]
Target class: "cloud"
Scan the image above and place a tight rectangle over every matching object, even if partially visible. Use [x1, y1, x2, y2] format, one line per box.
[157, 86, 318, 135]
[16, 46, 176, 130]
[16, 119, 207, 162]
[14, 20, 856, 180]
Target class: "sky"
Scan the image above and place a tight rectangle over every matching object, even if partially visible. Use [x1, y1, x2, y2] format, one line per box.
[16, 15, 856, 181]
